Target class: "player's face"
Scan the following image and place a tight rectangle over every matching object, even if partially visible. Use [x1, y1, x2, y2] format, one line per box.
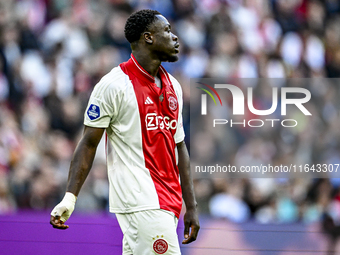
[149, 15, 179, 62]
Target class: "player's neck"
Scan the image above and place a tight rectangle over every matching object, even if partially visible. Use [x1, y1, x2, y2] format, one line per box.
[132, 51, 161, 78]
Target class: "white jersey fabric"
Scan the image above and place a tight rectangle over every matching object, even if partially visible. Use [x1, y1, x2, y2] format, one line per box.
[84, 54, 185, 218]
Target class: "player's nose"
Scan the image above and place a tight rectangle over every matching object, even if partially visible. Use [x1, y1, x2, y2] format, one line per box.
[172, 33, 178, 41]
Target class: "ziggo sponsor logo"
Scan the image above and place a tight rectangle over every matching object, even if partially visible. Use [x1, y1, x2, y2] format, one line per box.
[145, 113, 177, 130]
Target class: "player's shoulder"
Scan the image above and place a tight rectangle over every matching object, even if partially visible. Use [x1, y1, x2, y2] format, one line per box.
[167, 72, 181, 87]
[92, 65, 128, 97]
[167, 72, 183, 97]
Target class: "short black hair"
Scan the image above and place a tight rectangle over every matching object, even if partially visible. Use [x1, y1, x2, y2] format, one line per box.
[124, 9, 161, 43]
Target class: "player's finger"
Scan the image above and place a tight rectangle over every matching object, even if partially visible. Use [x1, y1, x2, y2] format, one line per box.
[182, 224, 199, 244]
[191, 223, 200, 240]
[52, 222, 69, 229]
[50, 215, 57, 225]
[53, 223, 69, 229]
[183, 220, 190, 239]
[50, 216, 69, 229]
[50, 215, 62, 224]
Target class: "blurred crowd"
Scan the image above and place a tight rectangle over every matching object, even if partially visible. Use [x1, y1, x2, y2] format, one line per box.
[1, 0, 340, 225]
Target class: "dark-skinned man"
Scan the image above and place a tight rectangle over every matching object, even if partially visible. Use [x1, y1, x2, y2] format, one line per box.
[50, 9, 199, 255]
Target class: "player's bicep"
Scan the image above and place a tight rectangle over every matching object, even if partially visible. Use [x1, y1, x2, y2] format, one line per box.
[82, 126, 105, 148]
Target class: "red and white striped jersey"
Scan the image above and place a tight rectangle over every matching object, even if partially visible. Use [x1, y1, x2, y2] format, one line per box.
[84, 54, 185, 218]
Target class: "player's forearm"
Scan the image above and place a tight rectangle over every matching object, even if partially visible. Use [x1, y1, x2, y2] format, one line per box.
[177, 141, 197, 210]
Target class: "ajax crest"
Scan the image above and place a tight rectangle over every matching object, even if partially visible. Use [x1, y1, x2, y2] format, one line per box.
[153, 239, 168, 254]
[168, 96, 178, 111]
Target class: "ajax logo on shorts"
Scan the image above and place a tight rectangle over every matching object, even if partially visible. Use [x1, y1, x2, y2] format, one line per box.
[87, 104, 100, 120]
[153, 239, 168, 254]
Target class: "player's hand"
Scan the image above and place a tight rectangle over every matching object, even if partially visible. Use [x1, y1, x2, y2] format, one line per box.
[182, 208, 200, 244]
[50, 192, 77, 230]
[50, 215, 69, 229]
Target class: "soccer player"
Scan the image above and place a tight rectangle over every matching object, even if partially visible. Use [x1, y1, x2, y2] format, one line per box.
[50, 9, 200, 254]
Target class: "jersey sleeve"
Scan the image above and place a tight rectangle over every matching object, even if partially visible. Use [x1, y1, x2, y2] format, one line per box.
[84, 76, 115, 128]
[172, 77, 185, 144]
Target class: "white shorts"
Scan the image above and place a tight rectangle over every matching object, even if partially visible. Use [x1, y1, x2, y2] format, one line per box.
[116, 209, 181, 255]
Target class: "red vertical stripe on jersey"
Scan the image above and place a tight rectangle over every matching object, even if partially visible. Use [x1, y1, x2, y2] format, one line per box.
[120, 55, 182, 218]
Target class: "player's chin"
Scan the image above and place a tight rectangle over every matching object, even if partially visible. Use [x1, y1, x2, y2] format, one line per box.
[166, 54, 179, 63]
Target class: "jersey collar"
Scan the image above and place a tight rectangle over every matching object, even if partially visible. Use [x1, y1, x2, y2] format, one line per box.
[125, 54, 172, 86]
[130, 54, 155, 82]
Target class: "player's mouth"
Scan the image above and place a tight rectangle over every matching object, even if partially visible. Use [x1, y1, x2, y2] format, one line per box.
[174, 43, 180, 53]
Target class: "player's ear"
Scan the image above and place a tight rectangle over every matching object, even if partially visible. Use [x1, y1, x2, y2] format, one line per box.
[143, 32, 153, 44]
